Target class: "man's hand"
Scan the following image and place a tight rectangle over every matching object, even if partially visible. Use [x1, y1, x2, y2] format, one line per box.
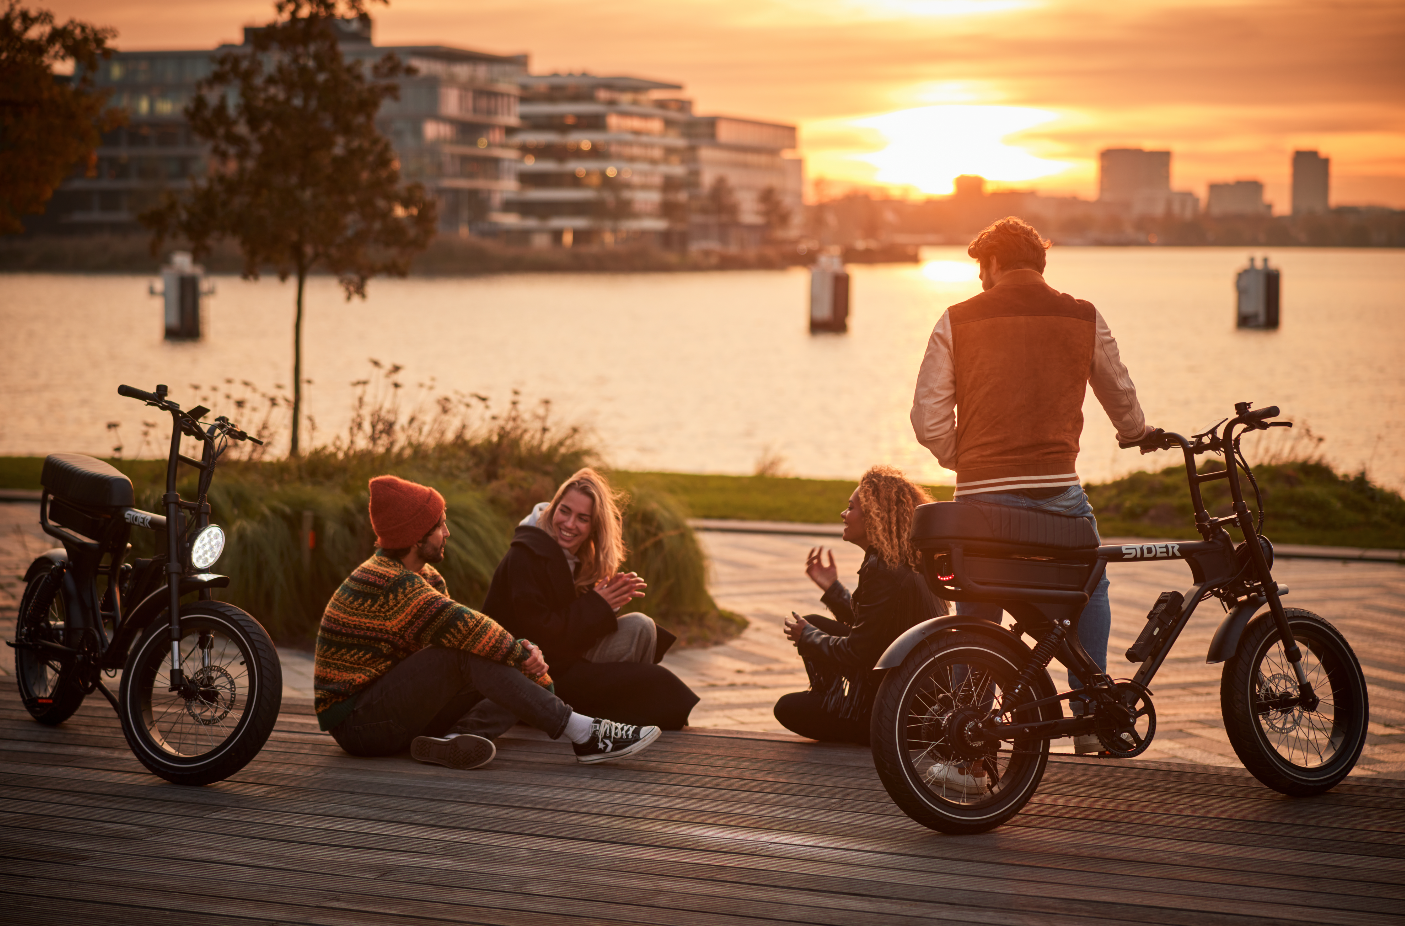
[520, 641, 549, 677]
[784, 612, 810, 646]
[805, 547, 838, 591]
[595, 571, 647, 611]
[1138, 424, 1160, 455]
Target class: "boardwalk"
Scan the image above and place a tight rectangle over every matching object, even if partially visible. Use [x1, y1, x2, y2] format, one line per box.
[4, 502, 1405, 923]
[4, 687, 1405, 926]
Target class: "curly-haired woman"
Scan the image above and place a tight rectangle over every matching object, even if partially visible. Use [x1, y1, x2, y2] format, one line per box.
[775, 465, 947, 745]
[459, 468, 698, 738]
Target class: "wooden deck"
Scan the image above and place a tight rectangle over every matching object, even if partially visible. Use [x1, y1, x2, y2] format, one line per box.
[3, 687, 1404, 926]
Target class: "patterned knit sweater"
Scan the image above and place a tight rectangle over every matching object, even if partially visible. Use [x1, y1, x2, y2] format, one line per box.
[314, 552, 551, 731]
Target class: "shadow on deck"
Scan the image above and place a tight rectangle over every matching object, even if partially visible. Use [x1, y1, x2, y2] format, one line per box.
[2, 689, 1404, 926]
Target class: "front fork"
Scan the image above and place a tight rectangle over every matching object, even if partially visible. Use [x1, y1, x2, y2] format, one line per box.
[1235, 502, 1318, 709]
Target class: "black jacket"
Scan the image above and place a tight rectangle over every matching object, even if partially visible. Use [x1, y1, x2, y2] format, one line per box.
[481, 525, 618, 675]
[797, 549, 945, 679]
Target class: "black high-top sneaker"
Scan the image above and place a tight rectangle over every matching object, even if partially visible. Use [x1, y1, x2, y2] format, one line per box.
[573, 718, 661, 764]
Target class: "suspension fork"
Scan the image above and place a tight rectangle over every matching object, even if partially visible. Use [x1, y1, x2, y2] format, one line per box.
[164, 411, 185, 693]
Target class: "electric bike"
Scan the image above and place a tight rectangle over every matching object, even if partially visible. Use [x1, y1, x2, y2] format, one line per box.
[10, 384, 282, 785]
[870, 401, 1369, 833]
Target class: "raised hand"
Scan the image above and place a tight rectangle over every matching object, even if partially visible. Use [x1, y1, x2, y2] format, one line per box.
[784, 612, 810, 645]
[805, 546, 838, 591]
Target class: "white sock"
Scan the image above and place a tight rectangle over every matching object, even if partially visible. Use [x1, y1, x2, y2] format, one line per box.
[564, 712, 595, 744]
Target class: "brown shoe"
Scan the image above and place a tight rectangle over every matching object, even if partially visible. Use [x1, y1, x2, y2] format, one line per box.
[411, 734, 496, 770]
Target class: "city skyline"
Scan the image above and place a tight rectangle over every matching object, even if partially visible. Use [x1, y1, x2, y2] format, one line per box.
[42, 0, 1405, 210]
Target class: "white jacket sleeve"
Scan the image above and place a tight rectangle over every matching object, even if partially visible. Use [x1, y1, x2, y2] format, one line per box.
[1089, 309, 1149, 442]
[910, 311, 959, 470]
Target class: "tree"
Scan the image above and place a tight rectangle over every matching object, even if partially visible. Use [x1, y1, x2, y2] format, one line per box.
[143, 0, 436, 456]
[757, 185, 792, 242]
[0, 2, 123, 234]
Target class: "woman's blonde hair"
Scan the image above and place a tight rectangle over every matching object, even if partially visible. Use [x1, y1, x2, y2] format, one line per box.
[539, 467, 626, 590]
[852, 464, 932, 570]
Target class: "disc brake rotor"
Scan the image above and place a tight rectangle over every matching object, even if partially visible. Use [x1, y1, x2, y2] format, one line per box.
[1260, 672, 1303, 734]
[184, 665, 236, 725]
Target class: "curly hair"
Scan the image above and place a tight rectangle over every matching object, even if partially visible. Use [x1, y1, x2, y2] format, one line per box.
[967, 216, 1051, 272]
[852, 465, 932, 570]
[539, 467, 627, 591]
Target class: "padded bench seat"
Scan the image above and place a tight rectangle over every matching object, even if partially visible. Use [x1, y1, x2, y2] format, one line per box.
[41, 453, 135, 509]
[911, 501, 1098, 553]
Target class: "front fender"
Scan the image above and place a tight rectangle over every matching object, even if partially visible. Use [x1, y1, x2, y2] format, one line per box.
[875, 614, 1025, 670]
[123, 574, 232, 636]
[1206, 584, 1288, 664]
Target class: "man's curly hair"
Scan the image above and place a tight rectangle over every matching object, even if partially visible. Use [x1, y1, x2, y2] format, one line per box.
[853, 464, 932, 570]
[967, 216, 1051, 272]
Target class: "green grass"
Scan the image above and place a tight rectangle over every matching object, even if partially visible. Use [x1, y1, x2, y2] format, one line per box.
[609, 471, 954, 523]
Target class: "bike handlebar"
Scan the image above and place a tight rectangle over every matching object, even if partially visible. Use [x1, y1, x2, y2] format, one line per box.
[118, 384, 161, 404]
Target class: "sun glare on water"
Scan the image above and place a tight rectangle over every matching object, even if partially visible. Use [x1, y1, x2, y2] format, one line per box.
[921, 260, 979, 283]
[859, 105, 1067, 194]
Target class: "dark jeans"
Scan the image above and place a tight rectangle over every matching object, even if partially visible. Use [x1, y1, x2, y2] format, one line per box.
[774, 690, 871, 746]
[330, 647, 572, 757]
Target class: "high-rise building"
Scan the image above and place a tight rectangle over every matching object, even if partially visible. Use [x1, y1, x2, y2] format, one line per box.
[33, 20, 527, 236]
[1099, 148, 1171, 205]
[1207, 180, 1271, 217]
[1292, 150, 1330, 215]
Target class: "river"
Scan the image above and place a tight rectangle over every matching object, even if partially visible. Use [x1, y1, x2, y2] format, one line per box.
[1, 247, 1402, 490]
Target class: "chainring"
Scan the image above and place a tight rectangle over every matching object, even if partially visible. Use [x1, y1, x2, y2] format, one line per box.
[1094, 681, 1156, 758]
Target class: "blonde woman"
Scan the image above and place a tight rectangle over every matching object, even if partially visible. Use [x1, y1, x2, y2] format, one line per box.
[464, 468, 698, 736]
[777, 465, 947, 745]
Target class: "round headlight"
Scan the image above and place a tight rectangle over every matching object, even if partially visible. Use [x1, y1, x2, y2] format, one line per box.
[190, 524, 226, 570]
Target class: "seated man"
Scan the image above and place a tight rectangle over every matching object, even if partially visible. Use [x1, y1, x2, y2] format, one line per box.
[314, 474, 660, 769]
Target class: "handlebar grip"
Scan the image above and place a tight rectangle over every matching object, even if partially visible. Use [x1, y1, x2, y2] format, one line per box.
[1246, 406, 1280, 421]
[1120, 428, 1165, 450]
[118, 384, 158, 403]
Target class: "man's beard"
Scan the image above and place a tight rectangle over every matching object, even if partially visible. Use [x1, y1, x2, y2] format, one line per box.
[418, 540, 447, 564]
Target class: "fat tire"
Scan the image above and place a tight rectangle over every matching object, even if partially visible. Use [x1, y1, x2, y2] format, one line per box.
[1220, 608, 1367, 796]
[118, 601, 282, 786]
[870, 630, 1054, 834]
[13, 568, 86, 725]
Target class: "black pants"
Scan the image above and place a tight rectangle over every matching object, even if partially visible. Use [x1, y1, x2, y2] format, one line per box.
[773, 690, 870, 746]
[330, 647, 571, 757]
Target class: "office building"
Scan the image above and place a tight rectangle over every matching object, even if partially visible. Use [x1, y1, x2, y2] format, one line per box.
[1207, 180, 1271, 217]
[685, 115, 803, 249]
[1099, 148, 1171, 205]
[1292, 150, 1330, 215]
[505, 74, 691, 248]
[35, 19, 526, 236]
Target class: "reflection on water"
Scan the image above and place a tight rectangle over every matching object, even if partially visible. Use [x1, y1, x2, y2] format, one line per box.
[1, 247, 1402, 490]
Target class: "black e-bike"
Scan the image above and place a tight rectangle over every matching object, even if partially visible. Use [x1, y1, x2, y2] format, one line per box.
[870, 402, 1369, 833]
[10, 384, 282, 785]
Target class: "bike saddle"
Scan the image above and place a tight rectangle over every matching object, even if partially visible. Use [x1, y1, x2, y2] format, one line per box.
[41, 453, 135, 508]
[911, 501, 1099, 554]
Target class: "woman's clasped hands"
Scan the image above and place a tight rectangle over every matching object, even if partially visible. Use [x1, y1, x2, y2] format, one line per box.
[594, 571, 647, 611]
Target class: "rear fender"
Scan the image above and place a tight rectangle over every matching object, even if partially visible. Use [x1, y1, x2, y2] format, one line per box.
[21, 549, 85, 627]
[875, 615, 1028, 670]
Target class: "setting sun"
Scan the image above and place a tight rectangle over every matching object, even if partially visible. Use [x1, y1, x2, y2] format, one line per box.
[858, 105, 1068, 195]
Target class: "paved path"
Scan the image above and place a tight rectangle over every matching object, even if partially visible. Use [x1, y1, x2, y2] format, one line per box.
[4, 502, 1402, 779]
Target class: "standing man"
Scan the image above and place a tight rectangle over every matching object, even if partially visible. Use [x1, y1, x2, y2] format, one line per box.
[910, 216, 1155, 754]
[314, 475, 660, 770]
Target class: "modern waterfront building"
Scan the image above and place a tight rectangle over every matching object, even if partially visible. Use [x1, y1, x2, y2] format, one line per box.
[1207, 180, 1271, 217]
[1292, 150, 1330, 215]
[685, 115, 803, 249]
[1099, 148, 1171, 205]
[34, 19, 526, 236]
[504, 74, 691, 248]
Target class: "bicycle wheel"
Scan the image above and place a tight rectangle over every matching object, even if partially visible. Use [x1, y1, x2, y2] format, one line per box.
[13, 567, 86, 725]
[1221, 609, 1367, 796]
[870, 631, 1055, 834]
[118, 602, 282, 786]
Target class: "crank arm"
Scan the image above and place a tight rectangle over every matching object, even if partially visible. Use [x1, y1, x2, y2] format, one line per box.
[984, 716, 1097, 741]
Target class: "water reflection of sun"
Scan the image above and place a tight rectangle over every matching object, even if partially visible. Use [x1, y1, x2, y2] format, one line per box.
[922, 260, 979, 283]
[858, 105, 1068, 195]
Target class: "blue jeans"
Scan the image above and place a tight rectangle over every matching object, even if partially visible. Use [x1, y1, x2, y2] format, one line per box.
[954, 486, 1111, 691]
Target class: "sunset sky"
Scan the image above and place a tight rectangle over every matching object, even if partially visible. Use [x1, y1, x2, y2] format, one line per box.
[49, 0, 1405, 210]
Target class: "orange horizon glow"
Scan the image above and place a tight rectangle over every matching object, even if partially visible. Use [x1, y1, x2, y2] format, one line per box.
[41, 0, 1405, 210]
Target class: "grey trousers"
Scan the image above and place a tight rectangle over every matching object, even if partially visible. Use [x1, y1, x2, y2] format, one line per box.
[457, 613, 657, 739]
[330, 647, 571, 757]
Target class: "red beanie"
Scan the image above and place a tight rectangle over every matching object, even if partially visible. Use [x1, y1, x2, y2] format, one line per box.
[368, 475, 446, 549]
